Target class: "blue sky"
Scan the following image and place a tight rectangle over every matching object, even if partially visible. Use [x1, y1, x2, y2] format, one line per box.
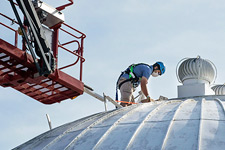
[1, 0, 225, 149]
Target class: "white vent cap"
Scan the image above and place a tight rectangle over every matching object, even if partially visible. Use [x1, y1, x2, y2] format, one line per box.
[176, 56, 217, 85]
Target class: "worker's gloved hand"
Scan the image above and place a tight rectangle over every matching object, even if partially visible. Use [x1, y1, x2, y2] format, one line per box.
[147, 95, 151, 102]
[141, 96, 155, 103]
[147, 96, 155, 102]
[150, 98, 155, 102]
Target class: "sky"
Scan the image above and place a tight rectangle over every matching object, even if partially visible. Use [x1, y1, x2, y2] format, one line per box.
[1, 0, 225, 149]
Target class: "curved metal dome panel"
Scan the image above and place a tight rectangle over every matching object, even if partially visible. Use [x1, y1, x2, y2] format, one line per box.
[177, 56, 216, 84]
[212, 84, 225, 95]
[13, 98, 225, 150]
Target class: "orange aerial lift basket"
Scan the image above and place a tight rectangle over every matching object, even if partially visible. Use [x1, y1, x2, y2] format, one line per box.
[0, 0, 86, 104]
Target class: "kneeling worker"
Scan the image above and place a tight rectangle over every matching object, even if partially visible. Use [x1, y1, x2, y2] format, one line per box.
[116, 62, 165, 107]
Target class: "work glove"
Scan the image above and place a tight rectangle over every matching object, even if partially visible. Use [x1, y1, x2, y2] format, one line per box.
[141, 96, 155, 103]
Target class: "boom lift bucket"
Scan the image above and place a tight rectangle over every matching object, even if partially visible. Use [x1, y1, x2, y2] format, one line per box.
[0, 0, 85, 104]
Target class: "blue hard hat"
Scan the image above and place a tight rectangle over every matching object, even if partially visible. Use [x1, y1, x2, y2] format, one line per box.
[156, 61, 165, 75]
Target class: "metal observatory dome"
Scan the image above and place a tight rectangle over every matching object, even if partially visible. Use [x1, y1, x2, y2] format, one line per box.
[13, 97, 225, 150]
[13, 56, 225, 150]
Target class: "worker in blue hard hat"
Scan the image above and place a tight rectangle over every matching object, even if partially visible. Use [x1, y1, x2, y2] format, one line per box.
[116, 62, 165, 107]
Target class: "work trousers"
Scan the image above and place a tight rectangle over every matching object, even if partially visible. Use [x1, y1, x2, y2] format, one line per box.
[118, 77, 135, 103]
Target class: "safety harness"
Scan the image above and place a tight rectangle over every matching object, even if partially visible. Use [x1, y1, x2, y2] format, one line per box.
[115, 63, 151, 100]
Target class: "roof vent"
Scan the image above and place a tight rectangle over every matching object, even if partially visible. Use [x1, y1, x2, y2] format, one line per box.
[177, 56, 216, 98]
[177, 56, 216, 85]
[212, 84, 225, 95]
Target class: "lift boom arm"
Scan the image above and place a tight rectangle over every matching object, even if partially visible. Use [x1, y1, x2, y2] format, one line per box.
[9, 0, 55, 76]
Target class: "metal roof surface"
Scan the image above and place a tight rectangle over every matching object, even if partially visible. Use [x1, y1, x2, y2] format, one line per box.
[13, 97, 225, 150]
